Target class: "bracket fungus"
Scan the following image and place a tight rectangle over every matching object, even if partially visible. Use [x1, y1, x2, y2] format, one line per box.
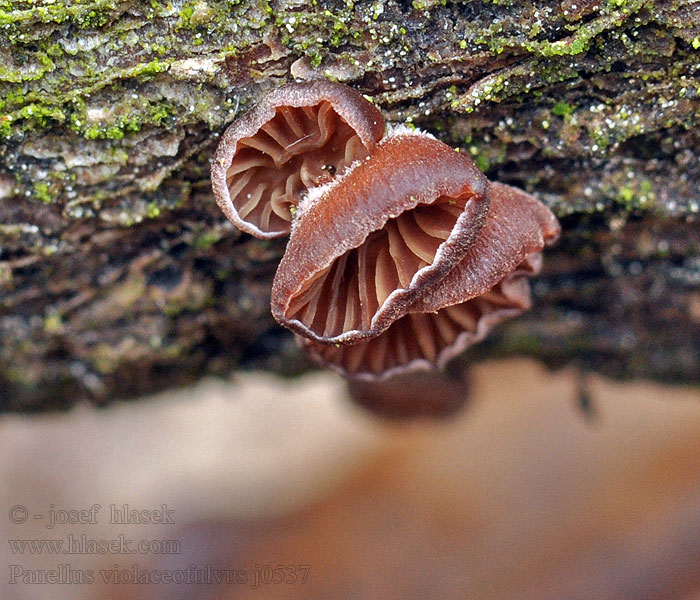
[211, 81, 385, 239]
[211, 81, 561, 381]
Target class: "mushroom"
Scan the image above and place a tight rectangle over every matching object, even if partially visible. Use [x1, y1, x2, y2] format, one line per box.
[270, 129, 491, 345]
[297, 182, 560, 380]
[210, 81, 385, 239]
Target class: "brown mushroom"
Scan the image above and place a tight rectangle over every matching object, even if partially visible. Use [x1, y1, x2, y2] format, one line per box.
[270, 129, 491, 345]
[210, 81, 385, 239]
[298, 183, 560, 380]
[210, 81, 562, 385]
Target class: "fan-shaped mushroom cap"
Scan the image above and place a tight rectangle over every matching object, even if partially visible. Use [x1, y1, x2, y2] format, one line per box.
[270, 131, 491, 345]
[211, 81, 385, 239]
[300, 183, 560, 380]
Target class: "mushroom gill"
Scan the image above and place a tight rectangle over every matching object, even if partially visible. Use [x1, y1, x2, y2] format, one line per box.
[299, 263, 535, 380]
[298, 182, 561, 380]
[211, 81, 385, 239]
[271, 131, 490, 345]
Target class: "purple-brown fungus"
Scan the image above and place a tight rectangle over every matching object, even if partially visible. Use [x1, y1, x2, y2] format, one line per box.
[270, 130, 490, 345]
[299, 183, 560, 380]
[211, 81, 561, 382]
[211, 81, 385, 239]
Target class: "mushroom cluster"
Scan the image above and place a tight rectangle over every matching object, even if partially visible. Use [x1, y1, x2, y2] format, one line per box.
[211, 81, 560, 381]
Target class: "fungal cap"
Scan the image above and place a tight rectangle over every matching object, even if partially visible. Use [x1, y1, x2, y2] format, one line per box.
[211, 80, 385, 239]
[271, 132, 491, 345]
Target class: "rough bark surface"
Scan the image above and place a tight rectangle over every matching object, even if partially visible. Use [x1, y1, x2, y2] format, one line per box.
[0, 0, 698, 411]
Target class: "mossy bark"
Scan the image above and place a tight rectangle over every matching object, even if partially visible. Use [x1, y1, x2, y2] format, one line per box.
[1, 0, 699, 411]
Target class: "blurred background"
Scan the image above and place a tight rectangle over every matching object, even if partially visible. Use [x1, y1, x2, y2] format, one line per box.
[2, 358, 700, 600]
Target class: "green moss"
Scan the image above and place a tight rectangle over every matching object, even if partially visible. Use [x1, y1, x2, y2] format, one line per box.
[78, 8, 112, 29]
[145, 203, 161, 219]
[33, 182, 52, 204]
[177, 4, 195, 29]
[552, 101, 574, 117]
[43, 313, 64, 334]
[0, 52, 55, 83]
[474, 154, 490, 172]
[619, 186, 635, 204]
[74, 113, 141, 140]
[0, 49, 174, 137]
[477, 0, 646, 60]
[411, 0, 446, 8]
[309, 51, 323, 67]
[0, 1, 121, 29]
[149, 103, 173, 125]
[2, 89, 25, 109]
[17, 103, 66, 128]
[126, 57, 169, 78]
[193, 230, 221, 250]
[0, 115, 11, 138]
[615, 179, 656, 210]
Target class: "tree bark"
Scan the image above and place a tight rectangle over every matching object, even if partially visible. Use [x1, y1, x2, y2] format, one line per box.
[0, 0, 698, 411]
